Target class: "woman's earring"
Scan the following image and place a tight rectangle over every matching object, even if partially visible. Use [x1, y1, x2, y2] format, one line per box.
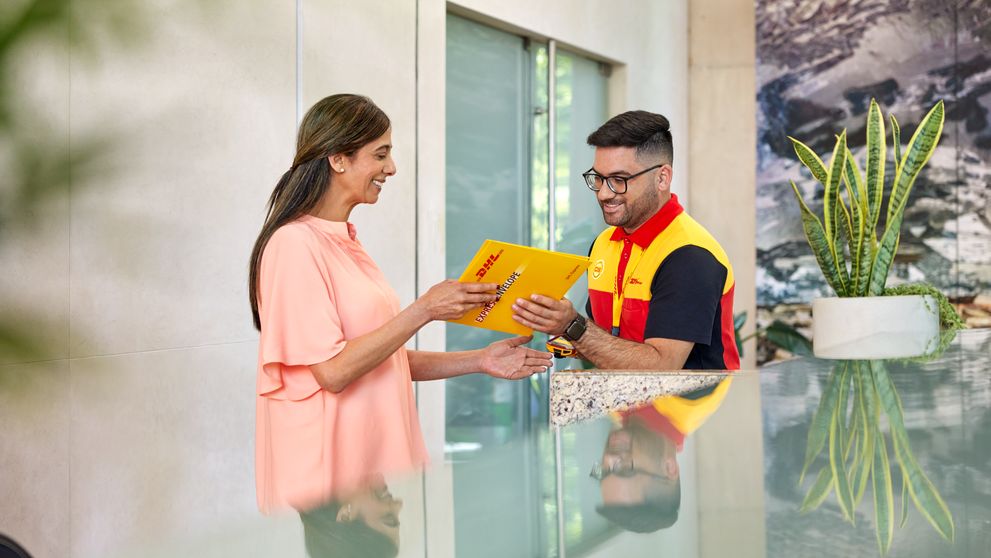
[338, 167, 345, 173]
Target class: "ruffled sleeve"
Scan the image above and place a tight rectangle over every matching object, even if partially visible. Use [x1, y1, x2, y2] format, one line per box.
[257, 225, 346, 399]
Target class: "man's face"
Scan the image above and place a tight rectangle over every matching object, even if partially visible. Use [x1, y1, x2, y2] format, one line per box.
[591, 146, 670, 232]
[598, 424, 678, 507]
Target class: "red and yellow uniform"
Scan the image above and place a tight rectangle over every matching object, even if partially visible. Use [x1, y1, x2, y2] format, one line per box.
[619, 378, 733, 450]
[586, 194, 740, 370]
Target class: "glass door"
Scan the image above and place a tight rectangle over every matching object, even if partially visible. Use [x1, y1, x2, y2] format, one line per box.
[445, 13, 609, 557]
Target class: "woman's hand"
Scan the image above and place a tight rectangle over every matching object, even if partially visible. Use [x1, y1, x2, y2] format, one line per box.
[480, 336, 553, 380]
[415, 280, 499, 322]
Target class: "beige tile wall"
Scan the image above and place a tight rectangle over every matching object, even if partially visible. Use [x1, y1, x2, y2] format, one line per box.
[688, 0, 758, 366]
[67, 0, 296, 358]
[688, 2, 765, 557]
[0, 360, 71, 558]
[0, 18, 70, 365]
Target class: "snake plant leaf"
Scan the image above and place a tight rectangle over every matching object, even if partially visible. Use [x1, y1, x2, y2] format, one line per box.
[801, 363, 845, 483]
[890, 114, 902, 190]
[869, 361, 904, 426]
[841, 154, 869, 296]
[873, 430, 896, 555]
[900, 472, 909, 528]
[788, 136, 829, 184]
[866, 99, 886, 232]
[869, 102, 944, 295]
[837, 363, 852, 455]
[853, 366, 874, 505]
[868, 208, 903, 295]
[855, 422, 874, 506]
[886, 100, 944, 225]
[791, 180, 848, 296]
[859, 236, 876, 297]
[871, 361, 954, 541]
[830, 405, 856, 523]
[893, 430, 955, 541]
[834, 192, 851, 290]
[825, 132, 848, 283]
[801, 467, 835, 513]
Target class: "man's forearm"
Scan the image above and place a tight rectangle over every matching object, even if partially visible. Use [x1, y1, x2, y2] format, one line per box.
[572, 322, 685, 370]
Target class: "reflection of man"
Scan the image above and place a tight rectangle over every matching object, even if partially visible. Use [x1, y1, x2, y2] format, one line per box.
[513, 111, 740, 370]
[593, 379, 732, 533]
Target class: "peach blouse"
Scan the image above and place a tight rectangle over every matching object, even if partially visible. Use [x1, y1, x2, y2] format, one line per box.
[255, 215, 427, 513]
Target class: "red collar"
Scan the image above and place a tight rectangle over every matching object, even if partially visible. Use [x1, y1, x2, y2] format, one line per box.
[609, 194, 683, 248]
[622, 402, 685, 451]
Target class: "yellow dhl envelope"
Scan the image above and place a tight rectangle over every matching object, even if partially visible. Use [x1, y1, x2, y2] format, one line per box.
[449, 240, 590, 335]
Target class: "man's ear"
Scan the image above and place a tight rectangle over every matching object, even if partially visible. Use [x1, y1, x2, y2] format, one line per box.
[657, 164, 673, 192]
[663, 456, 680, 479]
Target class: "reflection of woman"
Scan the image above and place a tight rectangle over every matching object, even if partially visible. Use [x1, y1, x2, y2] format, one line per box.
[249, 94, 552, 513]
[300, 477, 403, 558]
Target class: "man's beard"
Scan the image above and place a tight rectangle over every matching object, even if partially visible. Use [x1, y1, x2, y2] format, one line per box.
[602, 186, 659, 230]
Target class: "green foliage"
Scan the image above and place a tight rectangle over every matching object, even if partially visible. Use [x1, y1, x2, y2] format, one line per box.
[735, 311, 813, 359]
[799, 360, 955, 555]
[882, 283, 966, 331]
[788, 99, 945, 298]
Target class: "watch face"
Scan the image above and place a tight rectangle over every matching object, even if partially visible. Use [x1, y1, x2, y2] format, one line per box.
[566, 316, 586, 340]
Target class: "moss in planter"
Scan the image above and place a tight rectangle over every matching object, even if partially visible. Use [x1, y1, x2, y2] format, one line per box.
[882, 283, 966, 331]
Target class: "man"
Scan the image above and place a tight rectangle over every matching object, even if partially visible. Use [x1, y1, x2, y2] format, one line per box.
[512, 111, 740, 370]
[593, 379, 733, 532]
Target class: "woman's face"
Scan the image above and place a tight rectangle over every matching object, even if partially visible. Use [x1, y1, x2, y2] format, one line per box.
[334, 128, 396, 206]
[348, 481, 404, 547]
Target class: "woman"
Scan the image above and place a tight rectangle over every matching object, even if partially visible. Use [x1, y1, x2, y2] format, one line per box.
[249, 94, 552, 513]
[299, 476, 403, 558]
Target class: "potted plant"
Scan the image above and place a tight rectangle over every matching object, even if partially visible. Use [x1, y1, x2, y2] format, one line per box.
[799, 359, 954, 555]
[788, 98, 961, 359]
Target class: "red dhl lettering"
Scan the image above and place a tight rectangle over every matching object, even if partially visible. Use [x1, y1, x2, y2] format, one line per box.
[474, 251, 502, 279]
[628, 278, 643, 285]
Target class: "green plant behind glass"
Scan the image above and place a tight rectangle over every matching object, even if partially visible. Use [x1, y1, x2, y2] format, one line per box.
[799, 360, 954, 555]
[788, 99, 944, 298]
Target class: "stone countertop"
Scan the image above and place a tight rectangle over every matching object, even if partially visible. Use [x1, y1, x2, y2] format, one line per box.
[550, 369, 752, 426]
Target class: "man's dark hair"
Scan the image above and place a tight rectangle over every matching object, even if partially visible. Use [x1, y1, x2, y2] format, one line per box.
[595, 481, 681, 533]
[586, 110, 673, 164]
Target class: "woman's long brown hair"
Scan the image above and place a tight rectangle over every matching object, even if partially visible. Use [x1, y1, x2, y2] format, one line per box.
[249, 94, 390, 330]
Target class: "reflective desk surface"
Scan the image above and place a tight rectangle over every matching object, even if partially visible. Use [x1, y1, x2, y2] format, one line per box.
[22, 329, 988, 558]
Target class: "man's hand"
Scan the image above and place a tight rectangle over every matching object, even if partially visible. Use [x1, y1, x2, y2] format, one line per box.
[511, 295, 578, 336]
[480, 336, 553, 380]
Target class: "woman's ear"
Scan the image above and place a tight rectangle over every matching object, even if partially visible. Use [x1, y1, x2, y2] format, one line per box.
[329, 154, 346, 173]
[336, 503, 355, 523]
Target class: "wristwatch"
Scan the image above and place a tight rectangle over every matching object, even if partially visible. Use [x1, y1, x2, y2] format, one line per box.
[562, 314, 588, 342]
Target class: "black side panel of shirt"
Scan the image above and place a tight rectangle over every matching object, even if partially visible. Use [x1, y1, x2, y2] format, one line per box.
[644, 245, 728, 369]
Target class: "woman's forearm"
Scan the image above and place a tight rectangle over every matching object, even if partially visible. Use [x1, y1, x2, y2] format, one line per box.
[407, 349, 484, 381]
[308, 303, 430, 393]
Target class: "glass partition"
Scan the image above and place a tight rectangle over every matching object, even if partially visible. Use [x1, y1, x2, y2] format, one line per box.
[445, 13, 609, 558]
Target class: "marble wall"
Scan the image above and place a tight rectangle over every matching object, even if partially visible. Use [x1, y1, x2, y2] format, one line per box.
[756, 0, 991, 306]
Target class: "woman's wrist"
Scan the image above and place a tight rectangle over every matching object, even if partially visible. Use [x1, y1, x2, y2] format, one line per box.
[406, 298, 433, 328]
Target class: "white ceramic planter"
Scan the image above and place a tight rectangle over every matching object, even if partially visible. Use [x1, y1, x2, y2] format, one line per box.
[812, 295, 940, 359]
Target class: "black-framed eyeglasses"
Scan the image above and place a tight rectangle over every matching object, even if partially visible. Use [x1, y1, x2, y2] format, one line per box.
[582, 164, 663, 194]
[589, 460, 668, 481]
